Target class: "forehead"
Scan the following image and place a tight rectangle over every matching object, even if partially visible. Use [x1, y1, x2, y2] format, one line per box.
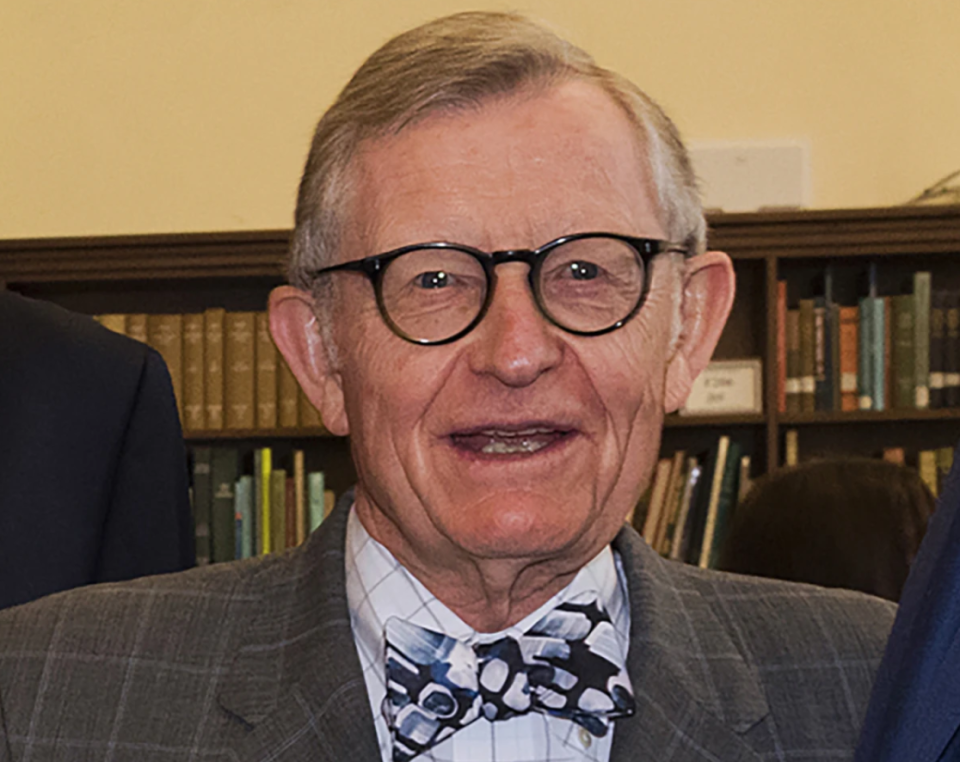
[343, 80, 664, 256]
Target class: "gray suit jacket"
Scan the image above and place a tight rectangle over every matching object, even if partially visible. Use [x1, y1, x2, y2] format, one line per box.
[0, 495, 895, 762]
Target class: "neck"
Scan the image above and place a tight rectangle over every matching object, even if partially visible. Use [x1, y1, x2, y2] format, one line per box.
[354, 502, 597, 632]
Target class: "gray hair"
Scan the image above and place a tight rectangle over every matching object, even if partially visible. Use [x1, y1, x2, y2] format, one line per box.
[288, 10, 705, 298]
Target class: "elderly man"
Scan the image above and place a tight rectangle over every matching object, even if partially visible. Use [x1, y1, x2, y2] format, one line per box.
[0, 12, 893, 762]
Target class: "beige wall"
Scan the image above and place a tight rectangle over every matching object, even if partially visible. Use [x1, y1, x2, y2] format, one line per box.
[2, 0, 958, 239]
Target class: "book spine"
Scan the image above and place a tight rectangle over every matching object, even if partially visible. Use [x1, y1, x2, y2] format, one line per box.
[285, 476, 297, 550]
[308, 471, 326, 533]
[882, 296, 892, 411]
[937, 447, 955, 495]
[830, 303, 841, 411]
[655, 449, 687, 556]
[784, 429, 799, 466]
[785, 309, 801, 413]
[225, 311, 256, 429]
[204, 308, 225, 430]
[839, 305, 859, 411]
[191, 447, 212, 566]
[669, 457, 701, 562]
[147, 314, 184, 421]
[914, 272, 931, 409]
[798, 299, 816, 412]
[278, 356, 300, 428]
[294, 449, 306, 546]
[235, 475, 255, 559]
[259, 447, 272, 554]
[892, 294, 915, 409]
[813, 298, 829, 411]
[641, 458, 673, 545]
[858, 297, 873, 410]
[707, 440, 742, 569]
[97, 314, 127, 335]
[944, 290, 960, 407]
[918, 450, 938, 498]
[126, 313, 148, 345]
[929, 290, 946, 409]
[698, 436, 731, 569]
[270, 469, 287, 554]
[299, 388, 323, 428]
[210, 448, 239, 563]
[182, 313, 205, 431]
[873, 298, 887, 411]
[255, 312, 278, 429]
[776, 280, 787, 413]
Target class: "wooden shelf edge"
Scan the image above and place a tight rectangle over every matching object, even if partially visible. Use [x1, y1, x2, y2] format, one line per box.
[664, 413, 766, 428]
[185, 427, 343, 441]
[777, 408, 960, 425]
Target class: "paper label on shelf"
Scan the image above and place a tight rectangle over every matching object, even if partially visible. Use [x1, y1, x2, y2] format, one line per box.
[680, 358, 763, 415]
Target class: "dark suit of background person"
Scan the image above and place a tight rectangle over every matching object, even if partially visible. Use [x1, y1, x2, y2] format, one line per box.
[0, 291, 195, 610]
[854, 442, 960, 762]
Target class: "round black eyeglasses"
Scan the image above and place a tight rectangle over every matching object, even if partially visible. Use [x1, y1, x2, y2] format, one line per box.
[306, 232, 687, 345]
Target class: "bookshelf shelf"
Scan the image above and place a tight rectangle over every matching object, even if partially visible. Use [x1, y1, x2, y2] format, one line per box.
[4, 204, 960, 479]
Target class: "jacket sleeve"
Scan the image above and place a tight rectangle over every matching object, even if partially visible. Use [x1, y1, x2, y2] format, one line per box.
[94, 347, 196, 582]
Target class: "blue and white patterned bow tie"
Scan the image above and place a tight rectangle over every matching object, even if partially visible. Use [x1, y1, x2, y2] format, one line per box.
[382, 597, 636, 762]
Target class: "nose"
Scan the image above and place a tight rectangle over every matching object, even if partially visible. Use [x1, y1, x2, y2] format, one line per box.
[466, 263, 563, 386]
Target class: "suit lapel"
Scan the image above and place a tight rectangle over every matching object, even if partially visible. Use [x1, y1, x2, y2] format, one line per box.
[217, 493, 381, 762]
[610, 527, 767, 762]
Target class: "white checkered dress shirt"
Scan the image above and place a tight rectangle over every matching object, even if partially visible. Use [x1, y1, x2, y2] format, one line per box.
[345, 507, 632, 762]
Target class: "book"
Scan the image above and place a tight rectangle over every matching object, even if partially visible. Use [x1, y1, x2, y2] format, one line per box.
[234, 475, 255, 559]
[293, 449, 306, 546]
[737, 454, 752, 505]
[813, 297, 831, 411]
[785, 309, 801, 413]
[882, 447, 905, 465]
[784, 429, 799, 466]
[191, 447, 212, 566]
[641, 458, 673, 546]
[147, 314, 184, 420]
[830, 302, 841, 411]
[945, 290, 960, 407]
[929, 290, 947, 409]
[883, 295, 893, 411]
[913, 272, 931, 409]
[654, 449, 687, 555]
[285, 476, 297, 549]
[798, 299, 816, 412]
[210, 447, 239, 563]
[705, 440, 742, 569]
[204, 308, 226, 430]
[891, 294, 915, 409]
[684, 440, 725, 565]
[255, 312, 278, 429]
[308, 471, 326, 533]
[776, 280, 787, 413]
[937, 447, 954, 497]
[858, 296, 874, 410]
[669, 456, 701, 562]
[918, 450, 938, 498]
[225, 312, 256, 429]
[182, 312, 205, 431]
[97, 314, 127, 335]
[126, 313, 148, 345]
[270, 469, 287, 554]
[838, 305, 859, 411]
[324, 490, 336, 521]
[300, 388, 323, 428]
[697, 435, 731, 568]
[256, 447, 273, 554]
[278, 356, 300, 428]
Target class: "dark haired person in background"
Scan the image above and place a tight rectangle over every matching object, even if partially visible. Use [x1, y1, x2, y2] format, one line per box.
[718, 457, 933, 602]
[0, 291, 195, 610]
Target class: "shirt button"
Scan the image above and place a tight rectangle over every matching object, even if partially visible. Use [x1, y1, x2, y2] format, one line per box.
[579, 727, 592, 748]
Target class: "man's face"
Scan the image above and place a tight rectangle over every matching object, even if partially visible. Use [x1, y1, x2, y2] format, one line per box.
[315, 81, 698, 570]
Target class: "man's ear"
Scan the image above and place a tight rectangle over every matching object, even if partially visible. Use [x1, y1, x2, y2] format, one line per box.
[268, 285, 350, 435]
[663, 251, 736, 413]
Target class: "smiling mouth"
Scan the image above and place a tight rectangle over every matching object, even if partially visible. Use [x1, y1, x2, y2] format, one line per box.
[449, 426, 574, 456]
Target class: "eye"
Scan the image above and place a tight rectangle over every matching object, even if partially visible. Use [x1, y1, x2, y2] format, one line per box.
[417, 270, 450, 289]
[567, 261, 599, 281]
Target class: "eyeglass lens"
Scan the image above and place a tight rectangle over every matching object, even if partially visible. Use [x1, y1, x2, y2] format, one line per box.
[379, 237, 645, 343]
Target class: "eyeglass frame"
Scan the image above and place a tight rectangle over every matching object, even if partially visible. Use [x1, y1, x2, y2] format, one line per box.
[305, 232, 688, 345]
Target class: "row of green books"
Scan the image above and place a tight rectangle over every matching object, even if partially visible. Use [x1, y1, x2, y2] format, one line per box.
[778, 268, 959, 413]
[189, 446, 336, 565]
[632, 436, 749, 568]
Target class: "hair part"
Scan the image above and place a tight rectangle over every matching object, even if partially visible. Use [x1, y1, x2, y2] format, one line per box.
[288, 10, 706, 309]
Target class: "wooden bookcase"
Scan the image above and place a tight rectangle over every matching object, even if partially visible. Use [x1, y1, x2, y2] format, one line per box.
[3, 204, 960, 486]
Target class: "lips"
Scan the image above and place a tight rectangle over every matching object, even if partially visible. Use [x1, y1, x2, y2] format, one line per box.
[448, 423, 575, 456]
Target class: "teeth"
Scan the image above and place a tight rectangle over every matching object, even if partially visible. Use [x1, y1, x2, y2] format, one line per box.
[480, 428, 552, 437]
[481, 438, 548, 455]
